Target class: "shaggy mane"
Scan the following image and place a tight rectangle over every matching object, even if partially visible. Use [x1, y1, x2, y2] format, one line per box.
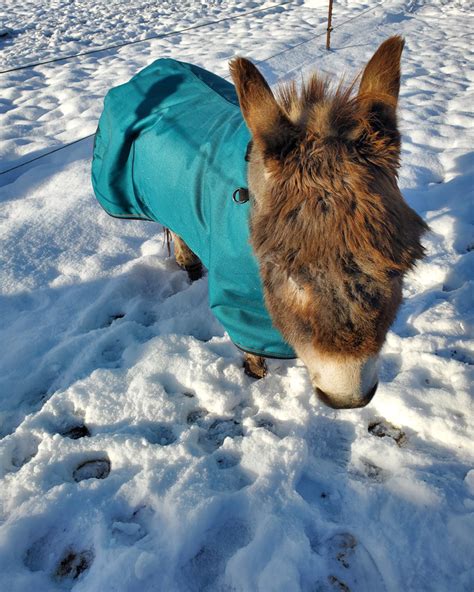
[273, 73, 403, 179]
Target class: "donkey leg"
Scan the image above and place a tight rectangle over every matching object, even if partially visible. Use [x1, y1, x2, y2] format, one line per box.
[243, 353, 267, 379]
[171, 231, 203, 281]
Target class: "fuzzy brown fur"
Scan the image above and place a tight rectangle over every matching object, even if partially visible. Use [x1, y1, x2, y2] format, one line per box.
[230, 36, 428, 360]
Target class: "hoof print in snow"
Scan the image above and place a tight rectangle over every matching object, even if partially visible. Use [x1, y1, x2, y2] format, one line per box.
[199, 419, 243, 452]
[106, 313, 125, 326]
[10, 438, 40, 471]
[146, 424, 177, 446]
[187, 408, 208, 426]
[254, 416, 279, 436]
[101, 340, 123, 363]
[55, 549, 94, 581]
[327, 575, 351, 591]
[361, 459, 386, 482]
[331, 533, 357, 568]
[73, 458, 111, 482]
[215, 451, 241, 469]
[61, 425, 91, 440]
[181, 519, 251, 590]
[318, 531, 386, 591]
[368, 419, 407, 446]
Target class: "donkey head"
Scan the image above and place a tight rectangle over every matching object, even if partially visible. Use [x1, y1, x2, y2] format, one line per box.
[230, 37, 428, 409]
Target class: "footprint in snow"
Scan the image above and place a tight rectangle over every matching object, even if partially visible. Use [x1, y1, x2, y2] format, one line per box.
[297, 474, 342, 521]
[111, 506, 152, 546]
[73, 457, 111, 482]
[368, 419, 407, 447]
[198, 419, 244, 453]
[186, 408, 209, 427]
[25, 537, 94, 585]
[313, 532, 386, 592]
[140, 424, 177, 446]
[6, 436, 40, 473]
[181, 518, 252, 591]
[55, 548, 94, 583]
[253, 416, 281, 437]
[214, 451, 241, 469]
[100, 338, 124, 364]
[60, 424, 91, 439]
[359, 459, 388, 483]
[211, 450, 252, 492]
[104, 312, 125, 326]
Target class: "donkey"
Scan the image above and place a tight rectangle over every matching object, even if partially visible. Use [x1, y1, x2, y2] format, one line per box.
[171, 36, 427, 408]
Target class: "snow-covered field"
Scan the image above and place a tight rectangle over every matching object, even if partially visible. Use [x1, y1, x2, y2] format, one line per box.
[0, 0, 473, 590]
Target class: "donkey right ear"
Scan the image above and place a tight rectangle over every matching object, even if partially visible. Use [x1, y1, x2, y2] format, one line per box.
[230, 57, 297, 158]
[357, 36, 404, 137]
[358, 36, 404, 103]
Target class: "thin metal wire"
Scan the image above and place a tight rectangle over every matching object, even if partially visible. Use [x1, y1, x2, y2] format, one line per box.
[0, 0, 386, 177]
[0, 1, 294, 75]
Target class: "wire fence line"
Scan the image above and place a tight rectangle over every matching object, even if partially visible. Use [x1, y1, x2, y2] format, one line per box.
[0, 0, 295, 75]
[0, 1, 385, 177]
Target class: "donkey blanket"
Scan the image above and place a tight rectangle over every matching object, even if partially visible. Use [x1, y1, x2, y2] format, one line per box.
[91, 58, 295, 359]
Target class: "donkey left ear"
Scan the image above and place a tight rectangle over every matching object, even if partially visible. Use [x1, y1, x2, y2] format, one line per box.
[230, 57, 297, 158]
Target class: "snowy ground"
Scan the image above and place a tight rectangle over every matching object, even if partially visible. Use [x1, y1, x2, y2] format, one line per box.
[0, 0, 473, 591]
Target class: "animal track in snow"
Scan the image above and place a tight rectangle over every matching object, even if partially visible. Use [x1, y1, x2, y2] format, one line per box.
[436, 347, 474, 366]
[100, 338, 124, 364]
[186, 408, 208, 426]
[104, 312, 125, 326]
[11, 437, 40, 471]
[1, 434, 40, 476]
[142, 424, 176, 446]
[111, 506, 152, 545]
[360, 459, 387, 483]
[368, 419, 407, 447]
[72, 457, 111, 482]
[313, 532, 386, 592]
[181, 518, 252, 591]
[25, 536, 94, 585]
[253, 415, 281, 437]
[214, 451, 241, 470]
[60, 424, 91, 439]
[55, 548, 94, 582]
[297, 474, 342, 521]
[198, 418, 244, 453]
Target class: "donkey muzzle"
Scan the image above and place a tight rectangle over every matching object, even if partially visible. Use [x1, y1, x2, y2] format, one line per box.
[315, 382, 378, 409]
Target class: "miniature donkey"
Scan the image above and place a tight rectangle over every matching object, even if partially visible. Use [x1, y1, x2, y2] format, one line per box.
[172, 36, 427, 408]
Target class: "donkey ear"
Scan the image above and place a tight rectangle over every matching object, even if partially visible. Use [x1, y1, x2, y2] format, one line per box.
[359, 36, 404, 103]
[229, 57, 297, 158]
[357, 36, 404, 140]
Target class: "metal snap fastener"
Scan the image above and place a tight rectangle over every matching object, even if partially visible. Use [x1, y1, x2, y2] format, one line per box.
[232, 188, 249, 203]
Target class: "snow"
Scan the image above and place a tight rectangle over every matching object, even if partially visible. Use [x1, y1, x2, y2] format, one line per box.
[0, 0, 473, 591]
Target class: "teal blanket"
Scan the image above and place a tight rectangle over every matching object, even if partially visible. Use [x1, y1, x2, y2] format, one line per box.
[91, 58, 295, 359]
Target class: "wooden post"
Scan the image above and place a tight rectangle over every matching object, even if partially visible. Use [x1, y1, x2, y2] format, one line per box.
[326, 0, 334, 50]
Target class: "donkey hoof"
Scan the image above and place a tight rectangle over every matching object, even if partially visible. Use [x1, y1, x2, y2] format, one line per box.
[181, 262, 203, 282]
[243, 354, 267, 380]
